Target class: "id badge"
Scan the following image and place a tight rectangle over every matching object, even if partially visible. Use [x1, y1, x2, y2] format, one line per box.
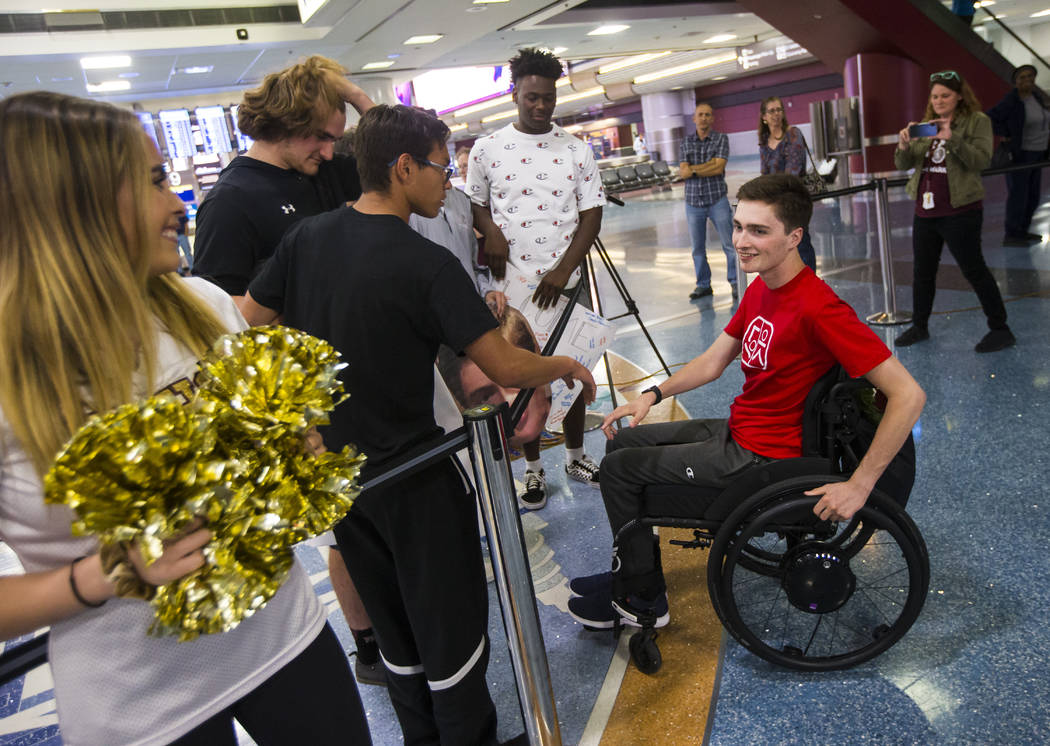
[922, 191, 935, 210]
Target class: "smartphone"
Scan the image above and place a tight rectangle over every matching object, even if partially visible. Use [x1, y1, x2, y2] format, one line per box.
[908, 122, 939, 138]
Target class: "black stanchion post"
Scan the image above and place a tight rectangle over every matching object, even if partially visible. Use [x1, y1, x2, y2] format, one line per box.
[463, 403, 562, 746]
[867, 177, 912, 326]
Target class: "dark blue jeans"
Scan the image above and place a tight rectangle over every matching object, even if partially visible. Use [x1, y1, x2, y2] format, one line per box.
[1004, 150, 1044, 238]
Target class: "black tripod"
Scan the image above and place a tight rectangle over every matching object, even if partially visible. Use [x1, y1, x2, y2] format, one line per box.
[582, 196, 673, 412]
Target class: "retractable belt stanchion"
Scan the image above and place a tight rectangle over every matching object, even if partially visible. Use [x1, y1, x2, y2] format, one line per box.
[866, 177, 912, 326]
[464, 403, 562, 746]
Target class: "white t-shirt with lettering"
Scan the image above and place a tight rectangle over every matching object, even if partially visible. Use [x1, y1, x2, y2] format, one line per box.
[467, 123, 605, 280]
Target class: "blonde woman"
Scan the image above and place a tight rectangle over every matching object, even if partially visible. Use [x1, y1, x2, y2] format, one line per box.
[0, 92, 371, 745]
[893, 71, 1015, 352]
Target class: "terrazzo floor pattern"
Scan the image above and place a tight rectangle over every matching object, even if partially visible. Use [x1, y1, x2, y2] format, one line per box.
[3, 175, 1050, 745]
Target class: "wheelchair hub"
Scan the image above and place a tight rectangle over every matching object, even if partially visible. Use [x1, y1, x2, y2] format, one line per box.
[780, 542, 855, 614]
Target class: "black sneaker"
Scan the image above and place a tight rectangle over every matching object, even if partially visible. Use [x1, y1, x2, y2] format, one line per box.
[518, 469, 547, 510]
[894, 326, 930, 347]
[352, 654, 387, 687]
[569, 571, 612, 597]
[975, 327, 1016, 353]
[568, 587, 670, 629]
[689, 286, 714, 300]
[565, 455, 600, 484]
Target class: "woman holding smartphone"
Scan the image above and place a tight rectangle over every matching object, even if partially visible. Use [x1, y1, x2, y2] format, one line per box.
[893, 70, 1015, 353]
[758, 95, 817, 270]
[0, 92, 372, 745]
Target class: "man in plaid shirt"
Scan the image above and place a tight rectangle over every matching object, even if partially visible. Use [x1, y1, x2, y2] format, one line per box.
[679, 102, 737, 300]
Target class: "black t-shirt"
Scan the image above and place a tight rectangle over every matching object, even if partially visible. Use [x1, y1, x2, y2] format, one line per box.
[248, 208, 498, 471]
[192, 155, 360, 295]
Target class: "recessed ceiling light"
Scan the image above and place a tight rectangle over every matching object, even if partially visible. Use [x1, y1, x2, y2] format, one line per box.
[387, 53, 402, 59]
[1031, 7, 1050, 15]
[473, 0, 509, 3]
[86, 80, 131, 93]
[80, 55, 131, 70]
[711, 75, 728, 81]
[118, 71, 139, 79]
[51, 76, 73, 82]
[177, 66, 213, 75]
[362, 61, 395, 70]
[404, 34, 444, 45]
[632, 53, 737, 84]
[448, 123, 467, 132]
[974, 1, 995, 7]
[588, 24, 629, 36]
[550, 46, 568, 55]
[704, 34, 737, 44]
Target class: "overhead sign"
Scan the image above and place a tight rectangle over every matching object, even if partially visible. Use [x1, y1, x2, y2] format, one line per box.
[737, 39, 811, 72]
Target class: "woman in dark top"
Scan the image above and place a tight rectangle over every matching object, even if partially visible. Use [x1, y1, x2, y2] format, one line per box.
[758, 96, 817, 270]
[987, 64, 1050, 246]
[893, 70, 1015, 353]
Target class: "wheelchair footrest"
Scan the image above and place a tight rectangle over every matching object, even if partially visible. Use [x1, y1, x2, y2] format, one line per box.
[669, 530, 711, 550]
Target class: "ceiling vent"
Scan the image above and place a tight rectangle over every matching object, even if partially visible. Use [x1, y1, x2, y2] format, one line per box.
[0, 5, 300, 33]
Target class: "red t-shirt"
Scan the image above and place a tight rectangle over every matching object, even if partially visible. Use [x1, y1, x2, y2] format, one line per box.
[724, 268, 891, 459]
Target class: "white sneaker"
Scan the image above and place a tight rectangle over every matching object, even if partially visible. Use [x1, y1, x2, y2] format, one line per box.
[518, 469, 547, 510]
[565, 455, 600, 484]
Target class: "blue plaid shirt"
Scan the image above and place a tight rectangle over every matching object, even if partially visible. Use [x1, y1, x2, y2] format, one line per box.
[679, 130, 729, 207]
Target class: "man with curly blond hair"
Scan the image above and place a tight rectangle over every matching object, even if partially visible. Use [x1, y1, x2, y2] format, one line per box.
[193, 55, 372, 298]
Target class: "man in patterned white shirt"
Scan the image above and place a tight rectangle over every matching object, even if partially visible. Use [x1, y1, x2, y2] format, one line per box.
[468, 47, 606, 509]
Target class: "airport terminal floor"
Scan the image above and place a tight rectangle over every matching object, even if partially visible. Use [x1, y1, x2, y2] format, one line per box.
[3, 156, 1049, 745]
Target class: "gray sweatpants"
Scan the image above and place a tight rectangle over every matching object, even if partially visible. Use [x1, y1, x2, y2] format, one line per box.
[600, 418, 768, 594]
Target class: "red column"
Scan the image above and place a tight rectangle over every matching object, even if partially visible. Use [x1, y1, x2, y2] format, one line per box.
[845, 53, 928, 175]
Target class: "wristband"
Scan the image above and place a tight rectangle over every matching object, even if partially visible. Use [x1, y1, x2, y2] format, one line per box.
[641, 385, 663, 406]
[69, 556, 106, 608]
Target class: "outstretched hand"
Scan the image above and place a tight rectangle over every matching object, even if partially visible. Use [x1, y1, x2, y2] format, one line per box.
[805, 479, 869, 523]
[561, 361, 596, 404]
[600, 396, 652, 440]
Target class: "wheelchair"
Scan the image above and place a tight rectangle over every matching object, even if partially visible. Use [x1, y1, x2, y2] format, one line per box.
[616, 365, 929, 674]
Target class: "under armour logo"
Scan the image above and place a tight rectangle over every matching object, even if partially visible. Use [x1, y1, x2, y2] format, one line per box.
[280, 203, 296, 214]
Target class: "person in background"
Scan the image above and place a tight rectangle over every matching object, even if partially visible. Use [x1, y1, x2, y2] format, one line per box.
[456, 145, 472, 181]
[987, 64, 1050, 246]
[894, 70, 1016, 352]
[952, 0, 976, 26]
[0, 90, 371, 746]
[679, 101, 738, 301]
[240, 103, 594, 746]
[192, 54, 385, 687]
[758, 95, 818, 271]
[468, 47, 606, 511]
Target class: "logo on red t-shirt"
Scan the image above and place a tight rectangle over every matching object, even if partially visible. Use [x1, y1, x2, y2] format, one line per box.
[741, 316, 774, 369]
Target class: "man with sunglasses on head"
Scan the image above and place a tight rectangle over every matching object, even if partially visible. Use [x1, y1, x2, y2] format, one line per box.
[193, 55, 373, 301]
[241, 104, 595, 746]
[192, 55, 386, 689]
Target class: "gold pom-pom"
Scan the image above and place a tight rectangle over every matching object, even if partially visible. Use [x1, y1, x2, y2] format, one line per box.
[45, 326, 366, 641]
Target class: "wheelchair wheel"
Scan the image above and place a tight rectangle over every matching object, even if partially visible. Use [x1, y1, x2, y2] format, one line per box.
[708, 487, 928, 671]
[628, 629, 662, 674]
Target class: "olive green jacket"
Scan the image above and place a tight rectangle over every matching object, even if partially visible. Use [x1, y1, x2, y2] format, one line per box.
[894, 111, 993, 208]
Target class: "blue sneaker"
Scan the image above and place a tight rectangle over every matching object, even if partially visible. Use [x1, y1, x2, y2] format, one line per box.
[568, 588, 669, 629]
[569, 571, 612, 597]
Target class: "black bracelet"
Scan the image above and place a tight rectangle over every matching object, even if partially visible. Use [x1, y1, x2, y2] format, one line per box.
[641, 385, 663, 405]
[69, 556, 106, 608]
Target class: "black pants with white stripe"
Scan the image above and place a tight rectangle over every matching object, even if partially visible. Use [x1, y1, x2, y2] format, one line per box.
[334, 457, 497, 746]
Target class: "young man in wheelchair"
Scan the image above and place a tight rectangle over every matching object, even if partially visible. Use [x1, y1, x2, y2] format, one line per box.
[569, 174, 926, 629]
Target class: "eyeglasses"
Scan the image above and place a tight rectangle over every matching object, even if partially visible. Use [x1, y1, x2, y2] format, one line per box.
[930, 70, 960, 83]
[386, 156, 454, 181]
[764, 106, 784, 114]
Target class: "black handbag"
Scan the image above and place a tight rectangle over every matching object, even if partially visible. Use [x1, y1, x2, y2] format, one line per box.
[801, 136, 828, 196]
